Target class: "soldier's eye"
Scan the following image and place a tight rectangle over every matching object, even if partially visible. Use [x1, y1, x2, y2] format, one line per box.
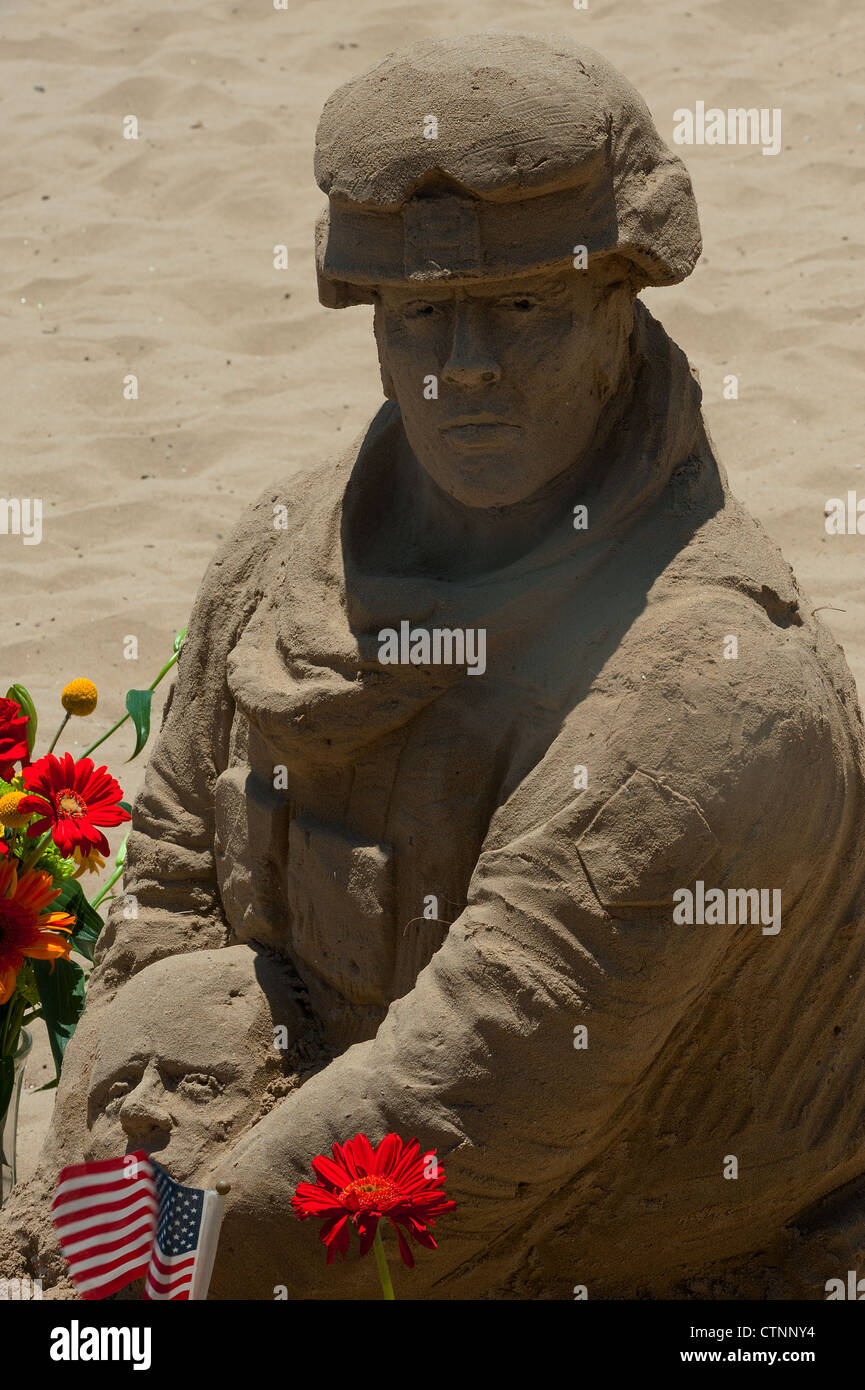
[499, 296, 537, 312]
[178, 1073, 221, 1101]
[405, 302, 438, 318]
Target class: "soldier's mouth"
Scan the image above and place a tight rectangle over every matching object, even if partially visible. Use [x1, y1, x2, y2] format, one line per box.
[441, 419, 522, 447]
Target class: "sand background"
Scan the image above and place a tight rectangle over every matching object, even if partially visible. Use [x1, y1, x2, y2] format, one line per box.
[2, 0, 863, 1181]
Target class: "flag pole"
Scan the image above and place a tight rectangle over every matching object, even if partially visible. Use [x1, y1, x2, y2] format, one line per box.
[188, 1180, 231, 1301]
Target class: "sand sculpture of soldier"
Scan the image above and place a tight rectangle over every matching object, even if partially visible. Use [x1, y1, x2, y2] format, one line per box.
[4, 32, 865, 1300]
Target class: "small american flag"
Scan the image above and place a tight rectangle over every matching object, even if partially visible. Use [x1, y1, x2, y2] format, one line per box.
[144, 1165, 215, 1301]
[52, 1151, 226, 1301]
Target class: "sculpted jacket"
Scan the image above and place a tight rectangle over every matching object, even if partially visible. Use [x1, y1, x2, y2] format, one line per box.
[27, 304, 865, 1297]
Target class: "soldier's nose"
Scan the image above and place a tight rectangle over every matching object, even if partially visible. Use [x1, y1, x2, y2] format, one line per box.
[441, 300, 502, 387]
[117, 1069, 173, 1140]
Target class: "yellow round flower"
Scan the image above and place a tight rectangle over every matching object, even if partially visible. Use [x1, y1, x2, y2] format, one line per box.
[0, 790, 31, 828]
[61, 678, 98, 717]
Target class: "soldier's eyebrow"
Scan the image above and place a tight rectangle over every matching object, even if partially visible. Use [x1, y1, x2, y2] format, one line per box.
[88, 1062, 144, 1111]
[158, 1060, 239, 1082]
[403, 290, 453, 305]
[95, 1056, 145, 1083]
[478, 273, 568, 298]
[493, 280, 567, 300]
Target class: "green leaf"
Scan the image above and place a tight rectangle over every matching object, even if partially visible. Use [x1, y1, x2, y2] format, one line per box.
[55, 877, 105, 964]
[173, 627, 188, 654]
[115, 831, 129, 868]
[5, 683, 38, 754]
[32, 956, 87, 1082]
[124, 688, 153, 761]
[14, 962, 40, 1009]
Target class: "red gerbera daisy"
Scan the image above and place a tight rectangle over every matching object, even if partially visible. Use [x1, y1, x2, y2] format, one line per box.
[0, 697, 30, 781]
[292, 1132, 456, 1270]
[18, 752, 130, 858]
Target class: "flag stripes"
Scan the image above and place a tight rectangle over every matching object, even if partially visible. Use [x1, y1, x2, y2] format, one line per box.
[51, 1152, 157, 1300]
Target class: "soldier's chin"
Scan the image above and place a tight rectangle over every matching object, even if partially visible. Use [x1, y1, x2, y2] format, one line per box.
[425, 448, 537, 509]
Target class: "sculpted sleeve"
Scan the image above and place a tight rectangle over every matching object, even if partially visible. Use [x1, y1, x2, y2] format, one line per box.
[209, 590, 861, 1298]
[90, 489, 281, 1001]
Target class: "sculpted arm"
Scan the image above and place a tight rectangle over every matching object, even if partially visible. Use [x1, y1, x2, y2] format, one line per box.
[89, 492, 278, 1003]
[208, 596, 844, 1298]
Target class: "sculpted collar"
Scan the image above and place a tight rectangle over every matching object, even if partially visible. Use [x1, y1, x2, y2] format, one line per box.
[227, 302, 714, 763]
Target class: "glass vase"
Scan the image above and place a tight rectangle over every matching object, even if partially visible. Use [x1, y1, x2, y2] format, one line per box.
[0, 1028, 33, 1207]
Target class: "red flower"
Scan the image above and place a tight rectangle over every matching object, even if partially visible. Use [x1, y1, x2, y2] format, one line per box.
[0, 859, 74, 1004]
[292, 1132, 456, 1268]
[19, 752, 130, 858]
[0, 698, 30, 781]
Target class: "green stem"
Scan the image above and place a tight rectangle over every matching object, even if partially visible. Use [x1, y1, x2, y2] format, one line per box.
[373, 1227, 395, 1300]
[0, 993, 25, 1060]
[90, 862, 124, 909]
[80, 720, 123, 760]
[47, 711, 71, 755]
[82, 649, 181, 760]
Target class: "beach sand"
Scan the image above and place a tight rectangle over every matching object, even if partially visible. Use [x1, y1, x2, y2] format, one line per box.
[2, 0, 863, 1183]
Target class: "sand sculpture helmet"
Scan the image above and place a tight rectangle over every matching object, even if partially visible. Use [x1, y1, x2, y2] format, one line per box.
[85, 947, 304, 1183]
[315, 32, 702, 509]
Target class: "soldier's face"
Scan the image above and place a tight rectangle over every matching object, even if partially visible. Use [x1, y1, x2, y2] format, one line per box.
[85, 962, 270, 1183]
[374, 266, 634, 508]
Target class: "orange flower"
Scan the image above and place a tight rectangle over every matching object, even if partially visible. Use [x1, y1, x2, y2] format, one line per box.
[0, 859, 74, 1005]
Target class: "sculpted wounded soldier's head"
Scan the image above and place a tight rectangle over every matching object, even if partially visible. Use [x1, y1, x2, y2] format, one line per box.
[86, 946, 306, 1182]
[314, 32, 701, 509]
